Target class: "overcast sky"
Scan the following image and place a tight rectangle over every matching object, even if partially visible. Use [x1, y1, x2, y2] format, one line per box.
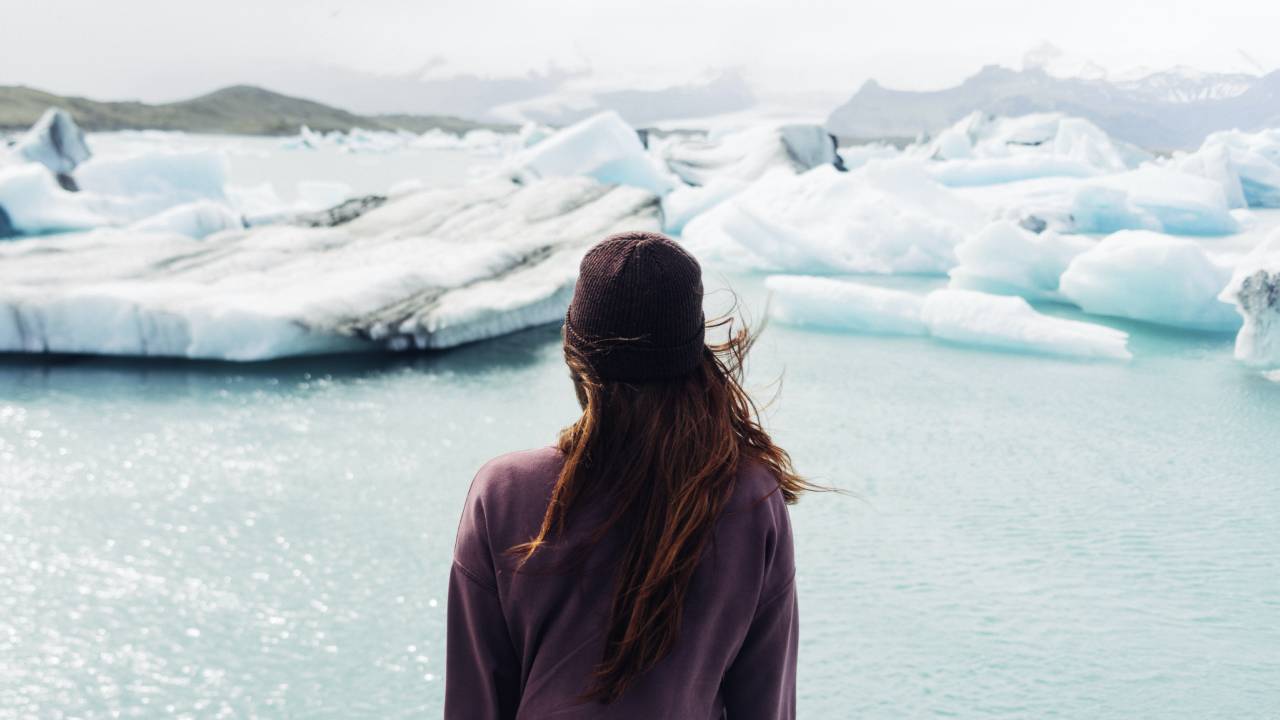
[3, 0, 1278, 108]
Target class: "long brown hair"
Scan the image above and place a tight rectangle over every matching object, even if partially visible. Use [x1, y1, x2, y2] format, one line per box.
[511, 315, 816, 704]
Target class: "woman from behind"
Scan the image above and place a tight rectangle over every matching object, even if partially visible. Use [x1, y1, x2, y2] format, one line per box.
[446, 231, 813, 719]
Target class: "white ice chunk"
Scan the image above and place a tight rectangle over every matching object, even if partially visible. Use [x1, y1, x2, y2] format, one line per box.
[282, 125, 522, 155]
[0, 149, 235, 236]
[930, 156, 1104, 187]
[77, 151, 228, 201]
[764, 275, 927, 335]
[1172, 128, 1280, 208]
[965, 169, 1242, 237]
[1219, 229, 1280, 367]
[130, 200, 244, 239]
[0, 164, 104, 234]
[10, 108, 92, 175]
[836, 143, 899, 172]
[921, 289, 1131, 360]
[508, 111, 675, 196]
[1079, 168, 1239, 236]
[653, 124, 838, 188]
[682, 161, 985, 275]
[949, 221, 1093, 300]
[1059, 230, 1239, 331]
[517, 122, 554, 149]
[931, 122, 974, 160]
[661, 177, 747, 234]
[764, 274, 1130, 360]
[0, 177, 660, 360]
[920, 112, 1149, 184]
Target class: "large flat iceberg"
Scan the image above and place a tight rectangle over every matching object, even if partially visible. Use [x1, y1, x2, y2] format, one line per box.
[921, 288, 1132, 360]
[1058, 230, 1240, 331]
[766, 275, 1130, 360]
[764, 275, 926, 335]
[0, 177, 660, 360]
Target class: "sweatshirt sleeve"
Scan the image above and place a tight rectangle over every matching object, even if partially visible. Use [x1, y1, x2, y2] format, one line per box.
[444, 477, 521, 720]
[720, 494, 798, 720]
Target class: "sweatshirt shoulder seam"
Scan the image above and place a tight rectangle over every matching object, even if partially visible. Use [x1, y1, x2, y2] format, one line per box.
[453, 558, 500, 596]
[757, 572, 796, 613]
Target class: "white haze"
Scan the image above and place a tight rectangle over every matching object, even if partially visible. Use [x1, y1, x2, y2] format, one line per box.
[2, 0, 1279, 113]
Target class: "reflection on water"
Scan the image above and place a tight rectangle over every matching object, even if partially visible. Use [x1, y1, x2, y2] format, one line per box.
[2, 277, 1278, 718]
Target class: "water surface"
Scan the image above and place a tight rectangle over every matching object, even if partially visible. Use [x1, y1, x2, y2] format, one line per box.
[2, 273, 1278, 718]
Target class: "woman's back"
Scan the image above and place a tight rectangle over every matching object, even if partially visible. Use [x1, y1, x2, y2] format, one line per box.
[445, 231, 809, 718]
[446, 446, 797, 719]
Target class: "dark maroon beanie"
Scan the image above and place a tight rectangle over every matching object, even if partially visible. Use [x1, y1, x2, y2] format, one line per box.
[565, 231, 705, 382]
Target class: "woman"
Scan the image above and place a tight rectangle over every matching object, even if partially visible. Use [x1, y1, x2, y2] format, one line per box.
[446, 231, 812, 719]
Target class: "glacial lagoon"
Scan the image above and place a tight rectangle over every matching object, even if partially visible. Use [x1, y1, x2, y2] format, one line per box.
[2, 132, 1279, 718]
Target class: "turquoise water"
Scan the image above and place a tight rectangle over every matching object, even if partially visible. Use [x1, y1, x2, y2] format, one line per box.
[2, 273, 1278, 718]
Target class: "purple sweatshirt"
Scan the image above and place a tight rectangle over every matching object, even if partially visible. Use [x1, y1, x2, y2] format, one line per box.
[445, 446, 798, 719]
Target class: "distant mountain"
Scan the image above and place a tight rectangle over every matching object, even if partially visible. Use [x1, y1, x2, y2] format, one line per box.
[826, 65, 1280, 150]
[0, 85, 506, 135]
[256, 63, 758, 127]
[263, 65, 581, 121]
[1113, 67, 1257, 104]
[486, 70, 757, 127]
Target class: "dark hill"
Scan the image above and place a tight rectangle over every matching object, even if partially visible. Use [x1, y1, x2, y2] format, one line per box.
[0, 84, 508, 136]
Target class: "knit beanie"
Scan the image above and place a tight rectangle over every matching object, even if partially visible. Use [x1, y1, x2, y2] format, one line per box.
[565, 231, 705, 381]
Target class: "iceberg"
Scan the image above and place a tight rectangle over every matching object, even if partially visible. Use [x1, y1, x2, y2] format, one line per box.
[766, 275, 1130, 360]
[284, 126, 520, 155]
[516, 122, 554, 149]
[1078, 168, 1239, 236]
[930, 156, 1106, 187]
[8, 108, 92, 181]
[921, 112, 1149, 185]
[948, 221, 1093, 300]
[130, 200, 244, 239]
[654, 124, 841, 187]
[921, 288, 1132, 360]
[837, 143, 900, 171]
[1220, 230, 1280, 367]
[76, 151, 229, 205]
[507, 111, 675, 196]
[0, 150, 235, 237]
[1172, 128, 1280, 209]
[962, 168, 1241, 237]
[0, 164, 105, 235]
[764, 275, 927, 335]
[0, 177, 660, 360]
[652, 124, 845, 232]
[1059, 230, 1240, 331]
[681, 161, 985, 275]
[660, 177, 748, 234]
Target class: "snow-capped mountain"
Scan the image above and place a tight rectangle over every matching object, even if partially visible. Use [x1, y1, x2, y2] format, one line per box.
[1114, 67, 1256, 104]
[1021, 42, 1263, 102]
[826, 63, 1280, 150]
